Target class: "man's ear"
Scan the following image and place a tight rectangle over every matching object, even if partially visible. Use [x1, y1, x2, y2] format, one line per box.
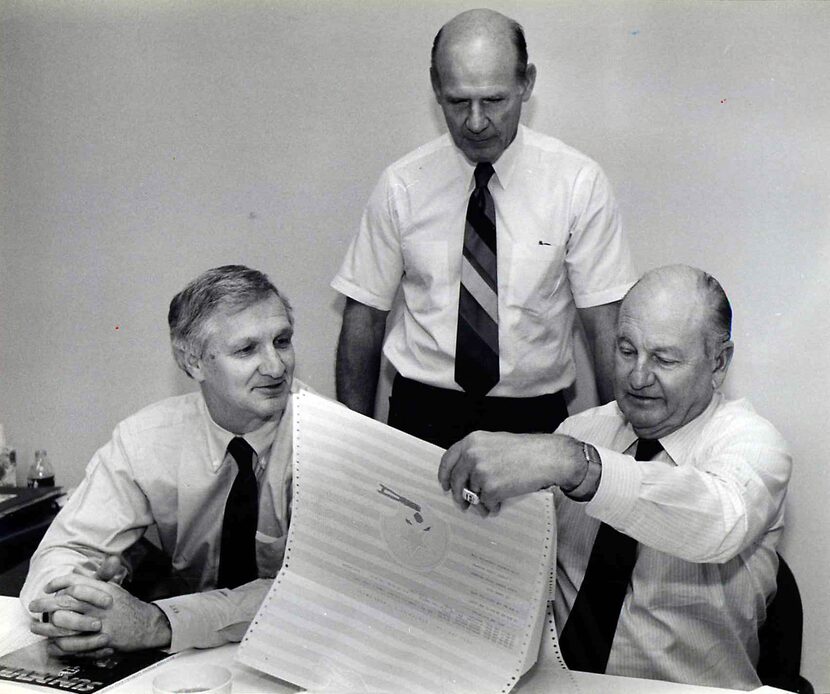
[711, 340, 734, 389]
[184, 349, 207, 383]
[521, 63, 537, 102]
[430, 66, 442, 102]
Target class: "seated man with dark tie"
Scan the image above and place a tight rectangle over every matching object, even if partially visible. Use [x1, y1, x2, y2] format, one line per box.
[21, 265, 303, 656]
[438, 264, 792, 689]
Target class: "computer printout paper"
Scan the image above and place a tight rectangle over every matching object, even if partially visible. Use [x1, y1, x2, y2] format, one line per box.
[237, 391, 557, 694]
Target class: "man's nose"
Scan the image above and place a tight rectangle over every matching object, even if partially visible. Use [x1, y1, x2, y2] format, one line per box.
[259, 346, 286, 377]
[628, 360, 654, 390]
[465, 103, 488, 133]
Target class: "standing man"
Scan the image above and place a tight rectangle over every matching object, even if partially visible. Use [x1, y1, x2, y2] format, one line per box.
[332, 9, 636, 448]
[22, 265, 301, 655]
[439, 265, 792, 689]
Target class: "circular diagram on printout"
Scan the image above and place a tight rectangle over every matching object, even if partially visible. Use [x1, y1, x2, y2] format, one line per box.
[379, 499, 450, 572]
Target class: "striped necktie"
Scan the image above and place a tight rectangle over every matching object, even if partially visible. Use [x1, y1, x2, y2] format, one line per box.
[217, 436, 259, 589]
[455, 162, 499, 396]
[559, 437, 664, 672]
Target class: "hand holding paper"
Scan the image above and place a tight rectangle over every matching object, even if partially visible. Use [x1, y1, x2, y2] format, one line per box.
[439, 430, 586, 513]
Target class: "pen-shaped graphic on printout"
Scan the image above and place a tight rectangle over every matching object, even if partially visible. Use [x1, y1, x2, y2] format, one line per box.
[377, 483, 429, 527]
[377, 483, 449, 571]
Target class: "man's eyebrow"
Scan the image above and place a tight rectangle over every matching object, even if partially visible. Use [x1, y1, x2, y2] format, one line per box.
[651, 345, 683, 356]
[227, 336, 255, 349]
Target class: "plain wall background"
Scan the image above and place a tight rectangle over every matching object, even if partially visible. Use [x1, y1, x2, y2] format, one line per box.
[1, 1, 828, 688]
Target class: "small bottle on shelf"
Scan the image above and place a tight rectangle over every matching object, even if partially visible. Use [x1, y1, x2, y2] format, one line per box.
[27, 449, 55, 488]
[0, 424, 18, 486]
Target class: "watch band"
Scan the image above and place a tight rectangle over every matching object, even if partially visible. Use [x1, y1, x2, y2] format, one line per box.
[564, 441, 602, 502]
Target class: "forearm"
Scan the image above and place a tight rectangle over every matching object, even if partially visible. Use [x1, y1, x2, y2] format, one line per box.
[589, 336, 616, 405]
[154, 578, 272, 652]
[336, 344, 381, 416]
[335, 299, 387, 416]
[578, 302, 620, 404]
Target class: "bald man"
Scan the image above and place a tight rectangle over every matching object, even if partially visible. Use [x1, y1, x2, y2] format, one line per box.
[439, 265, 792, 689]
[332, 9, 636, 448]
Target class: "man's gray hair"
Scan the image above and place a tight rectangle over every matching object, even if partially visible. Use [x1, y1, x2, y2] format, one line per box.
[168, 264, 293, 378]
[700, 271, 732, 356]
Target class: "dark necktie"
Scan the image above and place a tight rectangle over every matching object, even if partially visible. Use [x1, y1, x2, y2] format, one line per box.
[217, 436, 259, 589]
[559, 437, 664, 673]
[454, 162, 500, 396]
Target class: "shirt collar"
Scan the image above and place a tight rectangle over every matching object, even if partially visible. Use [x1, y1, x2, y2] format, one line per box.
[455, 124, 525, 193]
[199, 395, 280, 473]
[491, 124, 523, 190]
[619, 392, 723, 463]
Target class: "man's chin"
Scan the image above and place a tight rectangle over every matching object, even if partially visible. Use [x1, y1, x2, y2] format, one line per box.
[248, 391, 289, 420]
[258, 393, 289, 413]
[465, 149, 502, 164]
[458, 140, 504, 164]
[621, 399, 663, 426]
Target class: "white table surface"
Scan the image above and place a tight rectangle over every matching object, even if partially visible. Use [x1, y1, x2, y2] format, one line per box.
[0, 596, 787, 694]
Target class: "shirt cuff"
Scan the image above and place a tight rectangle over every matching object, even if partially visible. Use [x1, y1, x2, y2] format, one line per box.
[330, 276, 393, 311]
[584, 446, 641, 528]
[154, 597, 202, 653]
[154, 580, 271, 652]
[572, 280, 635, 309]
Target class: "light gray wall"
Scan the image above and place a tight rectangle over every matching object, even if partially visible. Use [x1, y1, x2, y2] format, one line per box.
[1, 1, 828, 688]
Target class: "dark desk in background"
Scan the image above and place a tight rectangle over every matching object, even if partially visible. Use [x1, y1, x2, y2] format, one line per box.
[0, 486, 63, 596]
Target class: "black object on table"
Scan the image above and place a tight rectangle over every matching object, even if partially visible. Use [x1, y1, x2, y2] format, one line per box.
[0, 485, 64, 596]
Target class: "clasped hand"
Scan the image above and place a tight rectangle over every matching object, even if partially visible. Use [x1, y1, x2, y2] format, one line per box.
[28, 554, 171, 657]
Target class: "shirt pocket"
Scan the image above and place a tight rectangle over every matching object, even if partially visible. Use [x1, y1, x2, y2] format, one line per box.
[256, 531, 287, 578]
[401, 239, 452, 311]
[504, 242, 566, 313]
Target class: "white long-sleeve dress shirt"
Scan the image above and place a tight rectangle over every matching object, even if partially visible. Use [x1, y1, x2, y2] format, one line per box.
[553, 393, 792, 690]
[21, 381, 304, 652]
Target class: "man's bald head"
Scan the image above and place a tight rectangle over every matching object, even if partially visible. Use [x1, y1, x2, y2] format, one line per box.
[614, 265, 734, 439]
[431, 9, 529, 86]
[626, 265, 732, 357]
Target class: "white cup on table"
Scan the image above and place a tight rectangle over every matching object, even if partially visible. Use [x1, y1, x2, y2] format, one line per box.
[152, 663, 232, 694]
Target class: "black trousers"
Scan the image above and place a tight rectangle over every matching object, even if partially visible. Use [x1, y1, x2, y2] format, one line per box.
[388, 374, 568, 449]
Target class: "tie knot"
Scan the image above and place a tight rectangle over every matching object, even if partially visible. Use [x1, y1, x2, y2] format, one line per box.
[474, 162, 494, 189]
[634, 437, 663, 461]
[227, 436, 255, 471]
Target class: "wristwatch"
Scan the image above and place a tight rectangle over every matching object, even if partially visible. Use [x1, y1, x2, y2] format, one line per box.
[564, 441, 602, 502]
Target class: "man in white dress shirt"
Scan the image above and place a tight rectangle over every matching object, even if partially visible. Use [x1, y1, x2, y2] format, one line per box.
[22, 265, 303, 655]
[439, 264, 792, 689]
[332, 8, 636, 448]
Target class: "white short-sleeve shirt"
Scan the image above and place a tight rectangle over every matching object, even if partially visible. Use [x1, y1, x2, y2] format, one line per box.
[332, 126, 637, 397]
